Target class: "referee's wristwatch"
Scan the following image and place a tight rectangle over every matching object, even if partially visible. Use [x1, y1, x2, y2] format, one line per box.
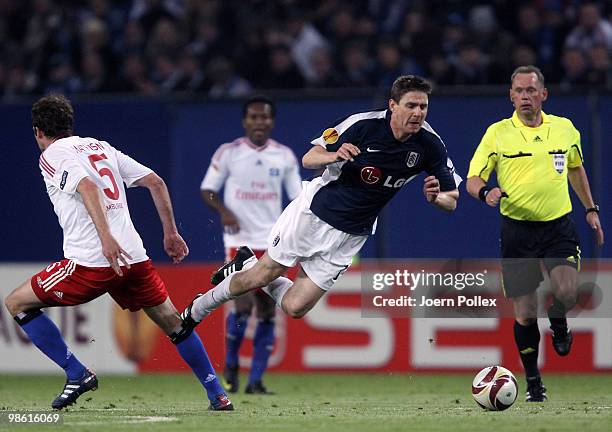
[586, 204, 600, 214]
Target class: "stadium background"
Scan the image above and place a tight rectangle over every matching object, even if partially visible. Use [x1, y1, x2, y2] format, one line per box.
[1, 1, 610, 377]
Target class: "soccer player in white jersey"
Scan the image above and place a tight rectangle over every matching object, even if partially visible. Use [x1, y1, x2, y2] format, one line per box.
[201, 96, 301, 394]
[4, 94, 233, 411]
[182, 75, 460, 330]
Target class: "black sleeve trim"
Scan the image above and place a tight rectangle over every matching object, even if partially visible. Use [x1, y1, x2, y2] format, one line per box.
[571, 144, 583, 162]
[478, 152, 498, 178]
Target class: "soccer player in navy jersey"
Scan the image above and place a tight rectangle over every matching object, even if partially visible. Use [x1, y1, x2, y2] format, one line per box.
[182, 75, 461, 326]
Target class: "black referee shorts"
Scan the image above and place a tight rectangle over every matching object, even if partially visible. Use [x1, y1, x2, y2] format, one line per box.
[500, 214, 580, 298]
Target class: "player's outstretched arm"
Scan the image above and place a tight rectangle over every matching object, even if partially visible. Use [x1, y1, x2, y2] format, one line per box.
[134, 173, 189, 263]
[77, 177, 132, 275]
[302, 143, 360, 169]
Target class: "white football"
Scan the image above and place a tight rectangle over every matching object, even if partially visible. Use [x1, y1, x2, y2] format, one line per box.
[472, 366, 518, 411]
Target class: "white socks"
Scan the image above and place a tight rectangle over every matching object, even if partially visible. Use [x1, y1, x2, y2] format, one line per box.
[262, 276, 293, 310]
[192, 274, 293, 321]
[192, 273, 236, 321]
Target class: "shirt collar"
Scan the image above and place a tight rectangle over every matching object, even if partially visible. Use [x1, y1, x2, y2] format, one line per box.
[511, 110, 550, 128]
[241, 136, 270, 151]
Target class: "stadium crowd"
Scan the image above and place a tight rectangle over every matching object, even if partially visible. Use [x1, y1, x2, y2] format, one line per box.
[0, 0, 611, 99]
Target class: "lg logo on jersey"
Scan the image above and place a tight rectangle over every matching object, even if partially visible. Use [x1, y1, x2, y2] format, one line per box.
[361, 166, 381, 184]
[360, 166, 411, 188]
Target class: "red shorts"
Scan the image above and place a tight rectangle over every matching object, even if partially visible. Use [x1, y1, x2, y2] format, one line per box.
[31, 259, 168, 311]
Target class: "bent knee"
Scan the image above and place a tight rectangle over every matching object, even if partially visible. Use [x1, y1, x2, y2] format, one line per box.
[283, 301, 309, 319]
[555, 286, 577, 304]
[4, 295, 14, 315]
[4, 292, 23, 316]
[516, 317, 537, 326]
[285, 308, 307, 319]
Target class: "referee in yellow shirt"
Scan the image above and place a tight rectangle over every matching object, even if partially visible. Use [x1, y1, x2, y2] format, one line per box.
[467, 65, 604, 402]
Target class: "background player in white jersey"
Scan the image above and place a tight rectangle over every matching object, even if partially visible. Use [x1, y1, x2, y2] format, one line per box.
[182, 75, 460, 329]
[3, 94, 233, 411]
[201, 95, 301, 394]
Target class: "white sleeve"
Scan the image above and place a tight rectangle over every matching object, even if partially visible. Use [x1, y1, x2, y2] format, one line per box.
[40, 146, 88, 195]
[283, 149, 302, 200]
[115, 148, 154, 188]
[200, 144, 230, 192]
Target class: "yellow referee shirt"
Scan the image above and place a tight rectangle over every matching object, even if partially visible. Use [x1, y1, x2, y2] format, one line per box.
[468, 111, 583, 221]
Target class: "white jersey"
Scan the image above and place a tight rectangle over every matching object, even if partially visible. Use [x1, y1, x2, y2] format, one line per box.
[201, 137, 302, 249]
[39, 136, 152, 267]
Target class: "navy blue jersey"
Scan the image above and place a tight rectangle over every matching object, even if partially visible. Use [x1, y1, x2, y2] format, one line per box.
[306, 109, 461, 235]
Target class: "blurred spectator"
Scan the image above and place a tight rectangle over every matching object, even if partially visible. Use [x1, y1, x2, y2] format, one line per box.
[586, 44, 611, 87]
[560, 47, 590, 89]
[307, 46, 344, 88]
[374, 38, 422, 88]
[44, 54, 82, 94]
[80, 51, 115, 93]
[565, 2, 612, 52]
[176, 50, 205, 92]
[233, 24, 269, 86]
[22, 0, 65, 77]
[3, 61, 39, 99]
[326, 7, 358, 56]
[467, 4, 514, 79]
[427, 53, 454, 86]
[131, 0, 183, 37]
[115, 20, 146, 56]
[368, 0, 410, 34]
[514, 4, 563, 75]
[0, 62, 5, 98]
[79, 17, 117, 75]
[150, 53, 182, 93]
[286, 8, 329, 83]
[440, 18, 467, 66]
[260, 44, 305, 89]
[0, 0, 29, 46]
[397, 9, 440, 70]
[450, 43, 492, 85]
[354, 14, 378, 39]
[186, 18, 227, 66]
[120, 53, 158, 95]
[340, 40, 375, 87]
[510, 45, 539, 72]
[205, 56, 252, 98]
[1, 0, 610, 95]
[147, 18, 184, 58]
[79, 0, 126, 42]
[374, 39, 403, 88]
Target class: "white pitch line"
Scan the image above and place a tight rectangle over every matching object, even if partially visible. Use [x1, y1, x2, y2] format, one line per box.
[67, 416, 178, 426]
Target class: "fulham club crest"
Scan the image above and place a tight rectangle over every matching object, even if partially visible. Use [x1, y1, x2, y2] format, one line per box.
[406, 152, 420, 168]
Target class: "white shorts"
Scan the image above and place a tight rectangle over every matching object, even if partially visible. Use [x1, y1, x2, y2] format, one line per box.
[266, 192, 367, 291]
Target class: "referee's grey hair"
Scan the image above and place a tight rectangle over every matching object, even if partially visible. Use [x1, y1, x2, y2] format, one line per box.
[511, 65, 545, 87]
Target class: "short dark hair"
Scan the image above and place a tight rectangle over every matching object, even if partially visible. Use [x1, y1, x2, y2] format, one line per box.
[390, 75, 433, 102]
[32, 94, 74, 138]
[511, 65, 545, 87]
[242, 95, 276, 118]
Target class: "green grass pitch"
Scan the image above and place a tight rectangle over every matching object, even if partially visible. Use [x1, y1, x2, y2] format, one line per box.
[1, 373, 611, 431]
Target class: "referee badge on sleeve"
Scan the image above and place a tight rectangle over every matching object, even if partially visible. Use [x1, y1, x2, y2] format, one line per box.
[553, 153, 565, 174]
